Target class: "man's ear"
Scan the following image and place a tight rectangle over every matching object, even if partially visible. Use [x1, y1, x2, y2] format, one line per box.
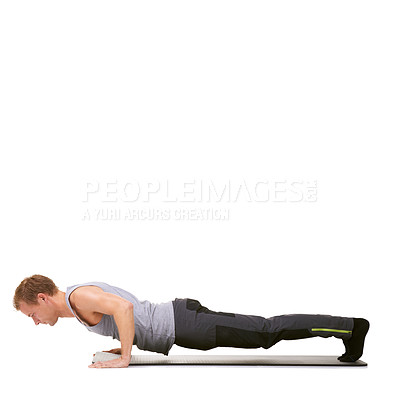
[37, 293, 48, 303]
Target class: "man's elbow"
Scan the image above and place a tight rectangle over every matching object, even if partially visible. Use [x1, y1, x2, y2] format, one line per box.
[113, 300, 134, 316]
[122, 300, 134, 312]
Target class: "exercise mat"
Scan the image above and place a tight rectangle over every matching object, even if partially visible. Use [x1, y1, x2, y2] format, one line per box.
[92, 352, 367, 366]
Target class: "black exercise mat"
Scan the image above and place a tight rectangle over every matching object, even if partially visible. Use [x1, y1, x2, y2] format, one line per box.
[92, 352, 367, 366]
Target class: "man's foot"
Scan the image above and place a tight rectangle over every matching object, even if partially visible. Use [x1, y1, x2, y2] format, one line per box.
[338, 318, 369, 362]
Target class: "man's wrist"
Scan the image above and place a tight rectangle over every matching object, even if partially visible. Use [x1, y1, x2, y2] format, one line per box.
[121, 354, 131, 362]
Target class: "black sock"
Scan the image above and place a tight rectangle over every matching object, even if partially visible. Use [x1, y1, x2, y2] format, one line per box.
[338, 318, 369, 362]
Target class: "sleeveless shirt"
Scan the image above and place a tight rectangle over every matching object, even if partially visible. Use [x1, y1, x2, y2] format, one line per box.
[65, 282, 175, 355]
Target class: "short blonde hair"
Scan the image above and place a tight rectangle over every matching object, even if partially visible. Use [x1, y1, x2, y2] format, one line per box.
[13, 275, 59, 310]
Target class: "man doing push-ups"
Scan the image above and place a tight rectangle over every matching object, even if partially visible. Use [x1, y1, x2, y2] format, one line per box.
[13, 275, 369, 368]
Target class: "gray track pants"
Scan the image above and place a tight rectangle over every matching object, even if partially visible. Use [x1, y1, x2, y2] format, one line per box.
[172, 298, 354, 350]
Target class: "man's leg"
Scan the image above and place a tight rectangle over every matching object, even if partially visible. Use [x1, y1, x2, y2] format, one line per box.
[172, 298, 368, 361]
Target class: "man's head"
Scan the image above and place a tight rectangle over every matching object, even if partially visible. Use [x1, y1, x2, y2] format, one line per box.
[14, 275, 60, 326]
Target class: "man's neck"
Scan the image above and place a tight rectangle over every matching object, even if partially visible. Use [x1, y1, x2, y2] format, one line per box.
[52, 291, 75, 318]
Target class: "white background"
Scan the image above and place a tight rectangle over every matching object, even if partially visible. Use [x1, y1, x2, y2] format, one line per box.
[1, 1, 398, 398]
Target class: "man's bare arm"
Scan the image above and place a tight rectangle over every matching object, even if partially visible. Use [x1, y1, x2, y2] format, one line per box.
[70, 286, 134, 368]
[113, 301, 134, 363]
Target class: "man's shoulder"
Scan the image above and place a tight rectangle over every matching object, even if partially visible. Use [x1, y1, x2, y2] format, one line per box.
[69, 285, 105, 308]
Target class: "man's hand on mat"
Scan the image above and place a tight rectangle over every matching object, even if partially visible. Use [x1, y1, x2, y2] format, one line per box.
[89, 356, 130, 368]
[103, 348, 121, 354]
[92, 348, 121, 357]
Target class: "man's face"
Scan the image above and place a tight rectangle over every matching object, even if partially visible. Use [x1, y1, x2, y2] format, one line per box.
[19, 294, 59, 326]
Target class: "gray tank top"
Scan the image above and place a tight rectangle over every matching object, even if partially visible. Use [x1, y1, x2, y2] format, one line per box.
[65, 282, 175, 355]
